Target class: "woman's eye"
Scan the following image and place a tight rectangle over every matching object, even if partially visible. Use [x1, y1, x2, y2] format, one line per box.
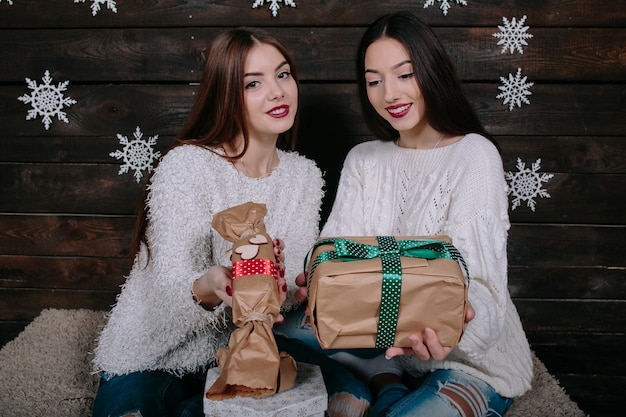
[400, 72, 415, 80]
[245, 80, 259, 89]
[366, 80, 381, 87]
[278, 71, 291, 79]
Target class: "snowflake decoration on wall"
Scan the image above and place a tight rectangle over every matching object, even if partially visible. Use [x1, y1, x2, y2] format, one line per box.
[74, 0, 117, 16]
[505, 158, 554, 211]
[252, 0, 296, 17]
[110, 126, 161, 183]
[17, 70, 77, 131]
[496, 68, 534, 111]
[424, 0, 467, 16]
[493, 15, 533, 54]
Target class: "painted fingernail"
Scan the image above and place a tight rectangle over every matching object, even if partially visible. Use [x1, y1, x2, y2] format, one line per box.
[226, 286, 232, 296]
[280, 269, 285, 277]
[282, 283, 287, 292]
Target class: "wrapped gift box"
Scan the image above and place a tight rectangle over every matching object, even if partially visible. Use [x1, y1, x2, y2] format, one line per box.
[306, 236, 468, 349]
[203, 362, 327, 417]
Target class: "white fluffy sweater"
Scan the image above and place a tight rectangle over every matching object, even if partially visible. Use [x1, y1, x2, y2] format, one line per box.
[93, 145, 324, 376]
[321, 135, 533, 398]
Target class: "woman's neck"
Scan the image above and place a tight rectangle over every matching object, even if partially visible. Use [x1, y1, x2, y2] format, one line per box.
[396, 125, 444, 150]
[227, 137, 279, 178]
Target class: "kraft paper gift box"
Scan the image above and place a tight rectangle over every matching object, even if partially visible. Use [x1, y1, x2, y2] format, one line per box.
[305, 236, 469, 349]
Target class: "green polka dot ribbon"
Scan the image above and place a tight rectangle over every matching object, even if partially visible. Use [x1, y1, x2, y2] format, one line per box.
[305, 237, 469, 348]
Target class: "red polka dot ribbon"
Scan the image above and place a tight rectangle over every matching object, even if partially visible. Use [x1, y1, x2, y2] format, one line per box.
[233, 258, 279, 281]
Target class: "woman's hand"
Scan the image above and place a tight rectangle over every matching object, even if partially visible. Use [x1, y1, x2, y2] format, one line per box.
[192, 265, 233, 310]
[274, 238, 288, 323]
[294, 271, 308, 303]
[385, 302, 475, 361]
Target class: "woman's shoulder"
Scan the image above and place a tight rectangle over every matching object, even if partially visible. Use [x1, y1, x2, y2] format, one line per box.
[159, 144, 223, 172]
[161, 143, 218, 162]
[458, 133, 499, 153]
[278, 150, 322, 175]
[454, 134, 502, 164]
[345, 140, 390, 160]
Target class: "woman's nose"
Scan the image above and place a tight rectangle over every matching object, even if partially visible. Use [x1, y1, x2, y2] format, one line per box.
[268, 81, 285, 100]
[384, 80, 400, 102]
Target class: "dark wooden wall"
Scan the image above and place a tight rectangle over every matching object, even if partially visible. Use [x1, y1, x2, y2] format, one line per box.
[0, 1, 624, 415]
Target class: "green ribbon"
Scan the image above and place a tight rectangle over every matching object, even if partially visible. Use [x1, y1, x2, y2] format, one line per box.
[305, 237, 469, 348]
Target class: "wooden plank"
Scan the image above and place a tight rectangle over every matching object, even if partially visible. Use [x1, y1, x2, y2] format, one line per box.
[0, 255, 128, 291]
[528, 332, 626, 376]
[0, 215, 134, 257]
[1, 259, 623, 301]
[506, 173, 626, 224]
[2, 28, 623, 83]
[499, 136, 626, 175]
[0, 135, 175, 163]
[0, 163, 144, 214]
[509, 266, 626, 300]
[514, 299, 626, 333]
[2, 163, 625, 223]
[508, 224, 626, 267]
[1, 84, 624, 137]
[0, 288, 116, 322]
[0, 0, 623, 28]
[3, 136, 625, 174]
[0, 216, 623, 266]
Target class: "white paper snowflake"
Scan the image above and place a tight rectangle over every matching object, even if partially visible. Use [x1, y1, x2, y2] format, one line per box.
[252, 0, 296, 17]
[110, 126, 161, 183]
[17, 70, 77, 131]
[506, 158, 553, 211]
[1, 1, 15, 6]
[496, 68, 534, 111]
[424, 0, 467, 16]
[493, 15, 533, 54]
[74, 0, 117, 16]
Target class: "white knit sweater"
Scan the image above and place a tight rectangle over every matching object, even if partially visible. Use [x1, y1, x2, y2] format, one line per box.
[93, 144, 324, 376]
[321, 135, 533, 398]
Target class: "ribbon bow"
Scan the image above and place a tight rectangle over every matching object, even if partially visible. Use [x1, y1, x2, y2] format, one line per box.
[306, 237, 469, 348]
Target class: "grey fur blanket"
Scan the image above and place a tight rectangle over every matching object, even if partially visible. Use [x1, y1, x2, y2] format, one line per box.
[0, 309, 587, 417]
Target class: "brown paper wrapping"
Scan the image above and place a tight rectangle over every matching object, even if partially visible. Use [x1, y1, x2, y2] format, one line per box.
[306, 236, 468, 349]
[206, 202, 297, 400]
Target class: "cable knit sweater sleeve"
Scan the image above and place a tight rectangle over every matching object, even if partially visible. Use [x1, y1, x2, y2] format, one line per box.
[441, 139, 511, 358]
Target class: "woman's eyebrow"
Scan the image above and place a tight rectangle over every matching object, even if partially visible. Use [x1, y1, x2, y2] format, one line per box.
[245, 60, 289, 77]
[365, 59, 412, 74]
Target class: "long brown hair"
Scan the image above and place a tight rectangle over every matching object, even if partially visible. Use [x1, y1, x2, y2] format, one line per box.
[129, 28, 300, 259]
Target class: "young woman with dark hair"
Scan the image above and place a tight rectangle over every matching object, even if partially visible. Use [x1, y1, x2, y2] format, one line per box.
[296, 11, 533, 417]
[92, 28, 324, 417]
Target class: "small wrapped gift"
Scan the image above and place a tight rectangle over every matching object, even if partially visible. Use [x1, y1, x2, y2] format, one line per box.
[206, 202, 297, 400]
[305, 236, 469, 349]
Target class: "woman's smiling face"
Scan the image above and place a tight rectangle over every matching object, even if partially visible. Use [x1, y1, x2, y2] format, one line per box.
[364, 37, 428, 137]
[243, 43, 298, 142]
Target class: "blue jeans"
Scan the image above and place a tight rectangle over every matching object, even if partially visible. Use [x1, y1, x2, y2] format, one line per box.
[370, 369, 514, 417]
[92, 370, 205, 417]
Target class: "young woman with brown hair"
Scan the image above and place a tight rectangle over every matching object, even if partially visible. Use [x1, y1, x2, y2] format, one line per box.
[92, 28, 324, 417]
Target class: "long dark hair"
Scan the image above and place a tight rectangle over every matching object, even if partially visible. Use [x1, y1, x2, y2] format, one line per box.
[356, 11, 497, 148]
[129, 28, 300, 258]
